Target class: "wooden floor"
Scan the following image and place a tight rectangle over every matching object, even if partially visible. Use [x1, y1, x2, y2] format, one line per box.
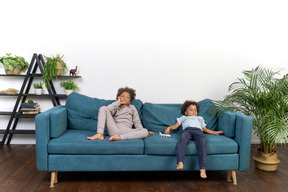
[0, 144, 288, 192]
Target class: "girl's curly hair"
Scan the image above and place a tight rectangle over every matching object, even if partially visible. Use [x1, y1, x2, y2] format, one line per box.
[116, 87, 136, 102]
[181, 100, 199, 114]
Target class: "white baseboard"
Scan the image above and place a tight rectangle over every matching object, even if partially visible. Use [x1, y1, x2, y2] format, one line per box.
[251, 140, 260, 144]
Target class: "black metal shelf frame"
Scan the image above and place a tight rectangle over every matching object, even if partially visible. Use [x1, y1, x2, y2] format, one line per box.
[0, 53, 80, 146]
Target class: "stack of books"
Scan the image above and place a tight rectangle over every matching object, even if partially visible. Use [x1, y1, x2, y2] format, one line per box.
[20, 103, 40, 114]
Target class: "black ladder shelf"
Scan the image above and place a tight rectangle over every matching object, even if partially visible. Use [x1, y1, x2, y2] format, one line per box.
[0, 53, 80, 146]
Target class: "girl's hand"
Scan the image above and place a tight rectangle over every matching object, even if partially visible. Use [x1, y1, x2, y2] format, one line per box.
[148, 132, 154, 136]
[118, 96, 126, 105]
[164, 127, 170, 134]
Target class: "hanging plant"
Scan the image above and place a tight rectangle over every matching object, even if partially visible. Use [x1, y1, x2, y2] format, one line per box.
[42, 54, 68, 89]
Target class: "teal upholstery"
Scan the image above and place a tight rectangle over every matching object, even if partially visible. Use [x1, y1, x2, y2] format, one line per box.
[144, 132, 238, 155]
[35, 93, 253, 174]
[197, 99, 218, 130]
[142, 99, 218, 132]
[48, 129, 144, 155]
[35, 105, 65, 171]
[50, 107, 67, 138]
[65, 92, 143, 131]
[48, 154, 238, 171]
[142, 103, 182, 132]
[218, 111, 236, 138]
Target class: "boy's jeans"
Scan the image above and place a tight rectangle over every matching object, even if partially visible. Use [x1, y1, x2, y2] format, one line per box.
[176, 127, 206, 169]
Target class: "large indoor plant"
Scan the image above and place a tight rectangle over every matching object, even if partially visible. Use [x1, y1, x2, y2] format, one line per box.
[212, 66, 288, 171]
[43, 54, 67, 89]
[0, 53, 29, 75]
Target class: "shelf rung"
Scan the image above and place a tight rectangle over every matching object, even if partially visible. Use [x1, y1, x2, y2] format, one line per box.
[0, 130, 35, 134]
[0, 112, 39, 117]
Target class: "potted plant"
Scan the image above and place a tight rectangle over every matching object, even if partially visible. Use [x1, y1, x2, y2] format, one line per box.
[212, 66, 288, 171]
[33, 82, 44, 95]
[43, 54, 68, 89]
[60, 80, 78, 95]
[0, 53, 29, 75]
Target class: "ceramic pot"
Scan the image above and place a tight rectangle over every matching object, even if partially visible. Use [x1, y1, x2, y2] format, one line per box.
[65, 89, 73, 96]
[253, 148, 280, 171]
[34, 88, 43, 95]
[5, 68, 21, 75]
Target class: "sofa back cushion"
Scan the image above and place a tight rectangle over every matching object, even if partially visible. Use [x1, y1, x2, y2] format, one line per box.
[65, 92, 143, 131]
[142, 99, 218, 132]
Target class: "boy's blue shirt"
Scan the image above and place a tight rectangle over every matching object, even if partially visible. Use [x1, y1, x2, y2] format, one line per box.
[177, 116, 206, 131]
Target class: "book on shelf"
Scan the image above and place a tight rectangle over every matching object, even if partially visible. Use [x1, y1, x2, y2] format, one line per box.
[22, 111, 39, 115]
[20, 103, 39, 108]
[20, 103, 40, 114]
[20, 107, 40, 112]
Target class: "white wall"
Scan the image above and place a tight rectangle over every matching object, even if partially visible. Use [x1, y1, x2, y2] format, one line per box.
[1, 0, 288, 144]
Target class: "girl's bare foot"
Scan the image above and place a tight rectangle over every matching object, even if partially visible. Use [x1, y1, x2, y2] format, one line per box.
[200, 169, 207, 178]
[177, 162, 184, 170]
[109, 135, 121, 141]
[87, 133, 104, 140]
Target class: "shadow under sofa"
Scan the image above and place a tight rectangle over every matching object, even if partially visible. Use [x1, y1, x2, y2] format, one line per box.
[35, 92, 253, 187]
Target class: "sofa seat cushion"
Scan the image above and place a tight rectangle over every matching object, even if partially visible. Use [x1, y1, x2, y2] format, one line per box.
[48, 129, 145, 155]
[144, 132, 238, 155]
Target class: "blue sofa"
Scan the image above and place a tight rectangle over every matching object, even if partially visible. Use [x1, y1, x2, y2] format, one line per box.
[35, 93, 253, 187]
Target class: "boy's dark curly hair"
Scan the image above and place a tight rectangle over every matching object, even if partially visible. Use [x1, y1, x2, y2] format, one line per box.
[116, 87, 136, 102]
[181, 100, 199, 114]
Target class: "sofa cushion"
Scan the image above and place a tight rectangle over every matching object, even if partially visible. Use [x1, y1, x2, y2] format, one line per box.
[142, 103, 182, 132]
[144, 132, 238, 155]
[48, 129, 145, 155]
[142, 99, 218, 132]
[65, 92, 143, 131]
[218, 111, 236, 138]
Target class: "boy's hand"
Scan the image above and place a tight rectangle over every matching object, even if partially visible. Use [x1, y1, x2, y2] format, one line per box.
[214, 131, 224, 135]
[148, 132, 154, 136]
[164, 127, 170, 134]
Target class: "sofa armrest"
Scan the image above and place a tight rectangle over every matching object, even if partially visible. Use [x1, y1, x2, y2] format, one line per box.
[35, 105, 66, 171]
[234, 112, 253, 171]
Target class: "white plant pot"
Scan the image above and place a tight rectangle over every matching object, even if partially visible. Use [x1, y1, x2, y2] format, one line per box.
[65, 89, 73, 96]
[34, 88, 43, 95]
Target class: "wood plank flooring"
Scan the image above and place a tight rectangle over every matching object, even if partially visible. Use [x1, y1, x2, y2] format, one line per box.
[0, 144, 287, 192]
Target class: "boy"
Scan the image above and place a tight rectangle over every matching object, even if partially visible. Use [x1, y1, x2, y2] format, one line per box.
[164, 100, 223, 178]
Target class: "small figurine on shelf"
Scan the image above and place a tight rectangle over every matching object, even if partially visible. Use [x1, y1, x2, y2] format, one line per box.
[70, 66, 78, 76]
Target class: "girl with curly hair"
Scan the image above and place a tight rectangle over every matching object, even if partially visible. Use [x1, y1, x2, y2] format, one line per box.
[87, 87, 153, 141]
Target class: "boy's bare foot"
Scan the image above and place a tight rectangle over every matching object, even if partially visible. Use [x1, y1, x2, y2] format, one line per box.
[177, 162, 184, 170]
[109, 135, 121, 141]
[200, 169, 207, 179]
[87, 133, 104, 140]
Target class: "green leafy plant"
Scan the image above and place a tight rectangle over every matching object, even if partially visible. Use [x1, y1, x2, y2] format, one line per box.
[43, 54, 68, 89]
[33, 82, 43, 89]
[0, 53, 29, 72]
[60, 80, 78, 91]
[212, 66, 288, 154]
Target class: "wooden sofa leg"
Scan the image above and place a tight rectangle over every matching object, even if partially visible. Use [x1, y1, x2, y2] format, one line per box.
[50, 172, 58, 188]
[226, 170, 237, 185]
[231, 170, 237, 185]
[55, 171, 58, 184]
[226, 170, 232, 182]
